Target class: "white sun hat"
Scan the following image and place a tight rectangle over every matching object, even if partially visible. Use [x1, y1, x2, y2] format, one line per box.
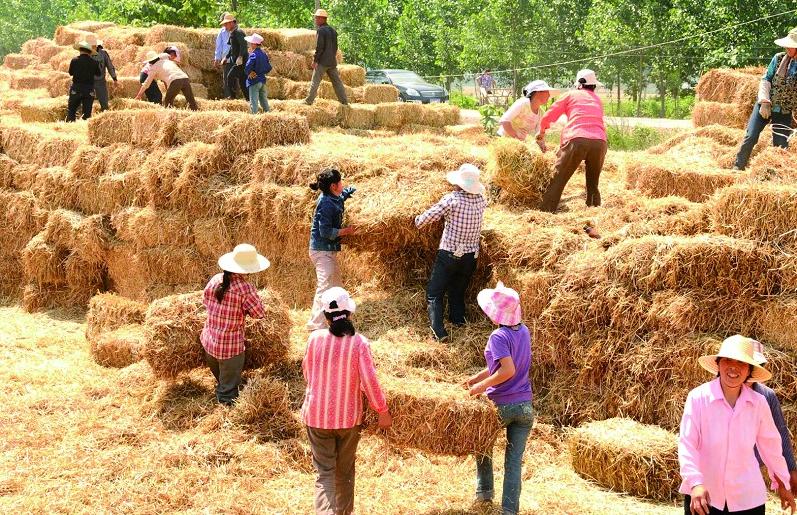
[446, 163, 486, 196]
[775, 27, 797, 48]
[522, 79, 560, 98]
[245, 33, 264, 45]
[218, 244, 270, 274]
[697, 334, 772, 383]
[575, 69, 601, 87]
[74, 41, 93, 52]
[477, 281, 522, 326]
[321, 287, 356, 314]
[141, 50, 160, 64]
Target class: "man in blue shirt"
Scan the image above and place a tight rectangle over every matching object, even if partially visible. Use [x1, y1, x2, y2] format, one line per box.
[734, 27, 797, 170]
[213, 12, 231, 98]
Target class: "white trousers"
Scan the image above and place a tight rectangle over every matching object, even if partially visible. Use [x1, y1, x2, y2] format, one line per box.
[307, 250, 342, 330]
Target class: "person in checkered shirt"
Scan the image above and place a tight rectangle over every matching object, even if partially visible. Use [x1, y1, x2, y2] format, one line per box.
[415, 163, 487, 341]
[200, 244, 271, 405]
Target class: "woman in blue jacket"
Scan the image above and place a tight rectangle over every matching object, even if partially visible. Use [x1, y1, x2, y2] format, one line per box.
[307, 168, 357, 331]
[244, 33, 272, 114]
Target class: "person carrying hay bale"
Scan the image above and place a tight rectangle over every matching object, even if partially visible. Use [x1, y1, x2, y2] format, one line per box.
[220, 13, 249, 101]
[138, 51, 163, 104]
[462, 281, 533, 515]
[678, 335, 796, 515]
[497, 80, 558, 149]
[200, 243, 271, 405]
[307, 168, 357, 332]
[749, 340, 797, 492]
[305, 9, 349, 106]
[244, 33, 272, 114]
[90, 37, 118, 112]
[415, 163, 487, 341]
[733, 27, 797, 170]
[538, 69, 607, 212]
[301, 287, 391, 515]
[135, 52, 198, 110]
[66, 40, 101, 122]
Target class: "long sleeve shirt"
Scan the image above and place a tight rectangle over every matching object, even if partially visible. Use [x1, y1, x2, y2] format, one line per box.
[310, 192, 353, 252]
[141, 58, 188, 89]
[214, 28, 230, 62]
[314, 24, 339, 67]
[539, 89, 606, 145]
[244, 47, 271, 87]
[200, 273, 266, 360]
[762, 53, 797, 113]
[227, 27, 248, 63]
[69, 53, 101, 86]
[92, 49, 117, 81]
[678, 378, 792, 512]
[415, 189, 486, 257]
[301, 331, 388, 429]
[752, 382, 797, 471]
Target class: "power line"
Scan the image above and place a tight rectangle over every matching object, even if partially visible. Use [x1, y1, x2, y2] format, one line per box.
[421, 7, 797, 80]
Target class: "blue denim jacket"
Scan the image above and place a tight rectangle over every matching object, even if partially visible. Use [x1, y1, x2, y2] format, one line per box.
[309, 192, 347, 251]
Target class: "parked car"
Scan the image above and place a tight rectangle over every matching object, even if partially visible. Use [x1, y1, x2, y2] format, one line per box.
[366, 69, 449, 103]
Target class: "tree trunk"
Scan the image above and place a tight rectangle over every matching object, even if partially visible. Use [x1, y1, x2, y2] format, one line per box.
[617, 69, 621, 115]
[660, 79, 666, 118]
[232, 0, 238, 12]
[315, 0, 320, 10]
[636, 54, 643, 117]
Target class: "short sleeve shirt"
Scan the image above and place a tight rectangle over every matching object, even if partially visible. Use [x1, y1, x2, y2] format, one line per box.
[484, 324, 532, 405]
[497, 97, 540, 140]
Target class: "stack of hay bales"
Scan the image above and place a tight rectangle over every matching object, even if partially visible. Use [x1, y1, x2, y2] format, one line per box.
[86, 292, 148, 367]
[693, 67, 763, 129]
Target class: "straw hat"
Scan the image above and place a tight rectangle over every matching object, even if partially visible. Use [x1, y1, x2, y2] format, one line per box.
[220, 13, 237, 25]
[446, 163, 486, 195]
[217, 244, 270, 274]
[74, 41, 93, 52]
[245, 34, 264, 45]
[314, 9, 329, 18]
[85, 34, 98, 47]
[576, 69, 601, 87]
[477, 281, 522, 326]
[522, 79, 560, 98]
[750, 338, 767, 365]
[321, 287, 356, 314]
[697, 335, 772, 383]
[775, 27, 797, 48]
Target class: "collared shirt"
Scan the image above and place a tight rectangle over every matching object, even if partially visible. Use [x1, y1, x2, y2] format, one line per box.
[200, 273, 266, 360]
[752, 382, 797, 471]
[415, 190, 486, 257]
[69, 53, 101, 86]
[497, 97, 540, 140]
[214, 28, 230, 61]
[245, 47, 271, 87]
[678, 378, 792, 512]
[92, 49, 117, 81]
[309, 191, 354, 252]
[314, 24, 339, 67]
[141, 58, 188, 89]
[301, 330, 388, 429]
[539, 89, 606, 145]
[764, 53, 797, 113]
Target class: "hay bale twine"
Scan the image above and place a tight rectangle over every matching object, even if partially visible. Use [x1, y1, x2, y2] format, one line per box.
[143, 288, 291, 379]
[487, 138, 554, 207]
[90, 324, 145, 368]
[568, 418, 679, 501]
[228, 372, 302, 441]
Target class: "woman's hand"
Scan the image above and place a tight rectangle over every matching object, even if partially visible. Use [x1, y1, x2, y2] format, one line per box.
[460, 378, 471, 390]
[338, 226, 357, 237]
[777, 478, 796, 514]
[759, 101, 772, 120]
[377, 410, 392, 429]
[689, 485, 711, 515]
[791, 471, 797, 499]
[536, 133, 547, 152]
[468, 381, 488, 397]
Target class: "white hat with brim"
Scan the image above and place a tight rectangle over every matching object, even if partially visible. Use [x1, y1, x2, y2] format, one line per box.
[314, 9, 329, 18]
[321, 286, 356, 314]
[142, 50, 160, 64]
[522, 80, 560, 98]
[775, 28, 797, 48]
[697, 334, 772, 383]
[74, 41, 93, 52]
[446, 163, 486, 196]
[218, 243, 270, 274]
[245, 34, 264, 45]
[478, 281, 522, 326]
[575, 69, 602, 87]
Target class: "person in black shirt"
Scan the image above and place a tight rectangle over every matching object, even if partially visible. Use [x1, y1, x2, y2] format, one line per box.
[220, 13, 249, 101]
[67, 41, 101, 122]
[305, 9, 348, 105]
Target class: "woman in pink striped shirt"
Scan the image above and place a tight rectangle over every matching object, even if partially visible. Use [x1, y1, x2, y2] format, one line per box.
[301, 287, 392, 515]
[678, 335, 795, 515]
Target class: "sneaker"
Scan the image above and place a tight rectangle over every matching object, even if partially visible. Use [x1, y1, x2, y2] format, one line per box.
[430, 325, 449, 341]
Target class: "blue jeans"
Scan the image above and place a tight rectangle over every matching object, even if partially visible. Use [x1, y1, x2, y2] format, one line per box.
[426, 250, 477, 335]
[476, 400, 533, 515]
[249, 81, 269, 114]
[734, 101, 791, 169]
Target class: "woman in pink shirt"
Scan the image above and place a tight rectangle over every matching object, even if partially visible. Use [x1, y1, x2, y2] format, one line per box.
[537, 69, 607, 212]
[301, 287, 392, 515]
[679, 335, 795, 515]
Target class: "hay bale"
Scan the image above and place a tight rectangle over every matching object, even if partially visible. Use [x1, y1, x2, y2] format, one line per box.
[268, 51, 312, 81]
[86, 292, 148, 342]
[9, 72, 50, 90]
[90, 324, 145, 368]
[142, 288, 292, 379]
[568, 418, 679, 501]
[1, 126, 82, 167]
[363, 374, 502, 456]
[269, 99, 340, 128]
[19, 97, 68, 123]
[4, 53, 39, 70]
[196, 98, 250, 112]
[88, 109, 190, 148]
[748, 146, 797, 182]
[758, 299, 797, 352]
[228, 372, 302, 440]
[54, 25, 94, 46]
[45, 72, 73, 98]
[21, 232, 67, 286]
[192, 218, 234, 259]
[21, 38, 63, 62]
[358, 84, 399, 104]
[111, 206, 194, 248]
[624, 159, 737, 202]
[95, 26, 147, 48]
[171, 110, 310, 152]
[273, 29, 317, 53]
[708, 183, 797, 246]
[419, 104, 460, 127]
[487, 138, 554, 207]
[335, 65, 366, 87]
[692, 101, 748, 129]
[339, 104, 376, 129]
[280, 79, 354, 102]
[67, 21, 115, 32]
[696, 68, 760, 106]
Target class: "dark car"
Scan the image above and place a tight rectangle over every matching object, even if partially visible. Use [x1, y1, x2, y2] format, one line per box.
[366, 69, 449, 103]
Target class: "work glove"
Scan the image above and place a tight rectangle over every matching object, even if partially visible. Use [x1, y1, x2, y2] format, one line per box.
[341, 186, 356, 200]
[759, 102, 772, 120]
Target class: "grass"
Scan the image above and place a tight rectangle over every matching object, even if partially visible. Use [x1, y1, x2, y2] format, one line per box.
[604, 95, 695, 120]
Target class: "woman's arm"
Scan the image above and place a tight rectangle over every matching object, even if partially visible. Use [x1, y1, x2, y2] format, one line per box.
[316, 199, 341, 241]
[468, 356, 515, 396]
[462, 368, 490, 389]
[538, 94, 569, 135]
[679, 391, 711, 515]
[499, 121, 521, 140]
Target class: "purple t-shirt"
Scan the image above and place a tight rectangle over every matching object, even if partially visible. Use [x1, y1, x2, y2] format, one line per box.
[484, 324, 532, 405]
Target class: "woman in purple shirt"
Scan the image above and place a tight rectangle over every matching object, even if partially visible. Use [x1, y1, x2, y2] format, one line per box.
[463, 281, 532, 515]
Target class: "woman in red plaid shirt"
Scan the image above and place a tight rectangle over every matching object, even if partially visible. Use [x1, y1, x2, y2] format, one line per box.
[201, 244, 271, 405]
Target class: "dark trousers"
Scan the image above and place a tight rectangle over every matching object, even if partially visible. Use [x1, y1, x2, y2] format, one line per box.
[224, 62, 249, 101]
[683, 496, 764, 515]
[140, 72, 162, 104]
[426, 250, 477, 333]
[734, 101, 792, 169]
[163, 78, 198, 110]
[306, 426, 361, 515]
[306, 64, 349, 105]
[66, 83, 95, 122]
[540, 137, 608, 212]
[204, 349, 245, 405]
[94, 78, 109, 111]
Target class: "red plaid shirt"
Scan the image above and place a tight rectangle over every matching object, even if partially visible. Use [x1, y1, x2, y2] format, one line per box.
[200, 273, 266, 360]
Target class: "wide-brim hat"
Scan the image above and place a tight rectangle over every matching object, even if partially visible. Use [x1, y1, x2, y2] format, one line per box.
[74, 41, 93, 52]
[321, 286, 356, 314]
[478, 281, 522, 326]
[244, 34, 263, 45]
[446, 163, 486, 195]
[575, 68, 602, 87]
[218, 243, 270, 274]
[141, 50, 159, 64]
[775, 27, 797, 48]
[220, 13, 237, 25]
[522, 79, 560, 98]
[697, 335, 772, 383]
[314, 9, 329, 18]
